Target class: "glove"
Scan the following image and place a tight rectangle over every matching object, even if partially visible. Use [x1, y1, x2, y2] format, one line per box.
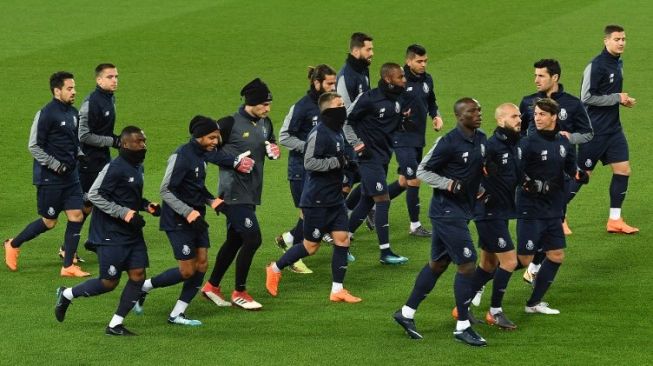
[483, 160, 499, 177]
[400, 114, 416, 132]
[127, 213, 146, 231]
[55, 162, 72, 175]
[211, 197, 225, 216]
[354, 143, 370, 160]
[234, 151, 255, 173]
[337, 154, 351, 169]
[147, 203, 161, 217]
[522, 177, 554, 194]
[112, 135, 121, 149]
[77, 154, 89, 165]
[189, 215, 209, 231]
[265, 141, 280, 160]
[476, 185, 492, 205]
[448, 179, 465, 198]
[575, 170, 590, 185]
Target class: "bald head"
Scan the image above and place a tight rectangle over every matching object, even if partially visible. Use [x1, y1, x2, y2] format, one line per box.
[494, 103, 521, 132]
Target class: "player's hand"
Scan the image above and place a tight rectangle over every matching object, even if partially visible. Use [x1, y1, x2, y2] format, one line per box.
[448, 179, 465, 198]
[77, 154, 89, 165]
[127, 212, 146, 231]
[432, 116, 443, 131]
[483, 160, 499, 177]
[186, 210, 201, 224]
[189, 214, 209, 231]
[234, 151, 255, 173]
[400, 109, 416, 132]
[354, 143, 370, 160]
[559, 131, 571, 140]
[147, 203, 161, 216]
[55, 162, 72, 175]
[522, 176, 544, 194]
[476, 185, 492, 205]
[112, 135, 122, 149]
[618, 93, 630, 104]
[621, 96, 636, 108]
[575, 169, 590, 185]
[337, 154, 351, 169]
[265, 141, 280, 160]
[211, 197, 225, 216]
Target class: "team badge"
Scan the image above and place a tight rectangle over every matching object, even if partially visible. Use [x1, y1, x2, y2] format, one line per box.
[128, 177, 134, 182]
[47, 207, 55, 216]
[244, 218, 253, 228]
[585, 159, 593, 168]
[526, 240, 535, 251]
[406, 86, 413, 92]
[60, 121, 66, 126]
[498, 237, 507, 249]
[559, 145, 566, 157]
[182, 245, 191, 256]
[104, 110, 110, 117]
[375, 182, 383, 192]
[108, 265, 117, 276]
[243, 132, 250, 138]
[422, 82, 430, 93]
[463, 247, 472, 258]
[406, 167, 414, 177]
[312, 228, 321, 239]
[558, 108, 568, 120]
[394, 101, 400, 113]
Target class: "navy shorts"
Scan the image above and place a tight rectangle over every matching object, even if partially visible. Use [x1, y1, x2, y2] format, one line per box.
[577, 131, 629, 170]
[474, 220, 515, 253]
[430, 218, 477, 265]
[395, 147, 423, 179]
[165, 229, 210, 260]
[302, 204, 349, 242]
[97, 243, 149, 280]
[358, 163, 389, 197]
[37, 183, 83, 219]
[224, 204, 260, 235]
[516, 218, 566, 256]
[289, 179, 305, 207]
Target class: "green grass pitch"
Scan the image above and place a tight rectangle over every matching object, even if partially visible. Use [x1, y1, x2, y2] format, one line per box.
[0, 0, 651, 364]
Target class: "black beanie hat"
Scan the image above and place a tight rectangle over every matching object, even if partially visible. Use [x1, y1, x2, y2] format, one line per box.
[240, 78, 272, 106]
[189, 115, 219, 138]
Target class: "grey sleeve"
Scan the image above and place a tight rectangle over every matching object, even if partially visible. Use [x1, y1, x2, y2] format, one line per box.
[416, 137, 452, 190]
[27, 111, 62, 171]
[88, 164, 130, 219]
[567, 131, 594, 145]
[304, 131, 339, 172]
[342, 96, 363, 147]
[160, 154, 193, 218]
[337, 75, 353, 108]
[278, 105, 306, 153]
[580, 63, 621, 106]
[78, 99, 113, 147]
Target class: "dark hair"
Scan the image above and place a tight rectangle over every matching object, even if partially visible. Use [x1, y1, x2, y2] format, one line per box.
[307, 64, 336, 84]
[380, 62, 402, 78]
[406, 44, 427, 59]
[534, 98, 560, 116]
[120, 125, 145, 139]
[95, 63, 116, 77]
[533, 59, 561, 79]
[604, 24, 624, 35]
[49, 71, 74, 94]
[453, 97, 478, 115]
[318, 92, 342, 112]
[350, 32, 373, 51]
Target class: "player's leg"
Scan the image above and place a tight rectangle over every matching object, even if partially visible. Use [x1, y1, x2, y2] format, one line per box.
[203, 224, 240, 306]
[231, 207, 263, 310]
[487, 249, 518, 329]
[60, 206, 89, 277]
[525, 219, 565, 315]
[168, 247, 207, 326]
[106, 266, 145, 336]
[328, 204, 361, 303]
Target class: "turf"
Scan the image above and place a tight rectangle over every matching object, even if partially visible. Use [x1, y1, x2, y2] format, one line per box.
[0, 1, 651, 364]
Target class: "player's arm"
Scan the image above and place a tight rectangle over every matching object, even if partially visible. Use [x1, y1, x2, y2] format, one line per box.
[416, 136, 453, 190]
[304, 130, 339, 172]
[278, 104, 306, 153]
[564, 102, 594, 144]
[28, 110, 63, 172]
[580, 62, 621, 106]
[342, 94, 367, 147]
[160, 153, 194, 218]
[336, 73, 355, 109]
[205, 116, 239, 168]
[88, 164, 131, 219]
[427, 78, 443, 131]
[78, 98, 115, 147]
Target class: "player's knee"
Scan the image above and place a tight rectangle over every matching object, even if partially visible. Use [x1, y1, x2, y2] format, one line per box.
[128, 269, 145, 282]
[457, 262, 475, 276]
[102, 278, 119, 290]
[500, 257, 518, 271]
[407, 178, 420, 187]
[304, 241, 320, 255]
[479, 253, 498, 271]
[429, 259, 449, 274]
[179, 265, 196, 280]
[195, 257, 208, 273]
[242, 230, 262, 251]
[67, 210, 84, 223]
[42, 218, 57, 229]
[397, 176, 408, 188]
[546, 250, 564, 264]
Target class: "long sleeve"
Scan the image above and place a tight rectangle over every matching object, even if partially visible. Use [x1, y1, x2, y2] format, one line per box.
[88, 164, 130, 220]
[417, 136, 452, 190]
[304, 130, 339, 171]
[160, 153, 193, 218]
[28, 110, 61, 171]
[78, 99, 113, 147]
[278, 105, 306, 153]
[580, 62, 621, 106]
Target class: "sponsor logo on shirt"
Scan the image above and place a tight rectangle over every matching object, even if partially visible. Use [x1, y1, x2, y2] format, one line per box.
[541, 150, 548, 161]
